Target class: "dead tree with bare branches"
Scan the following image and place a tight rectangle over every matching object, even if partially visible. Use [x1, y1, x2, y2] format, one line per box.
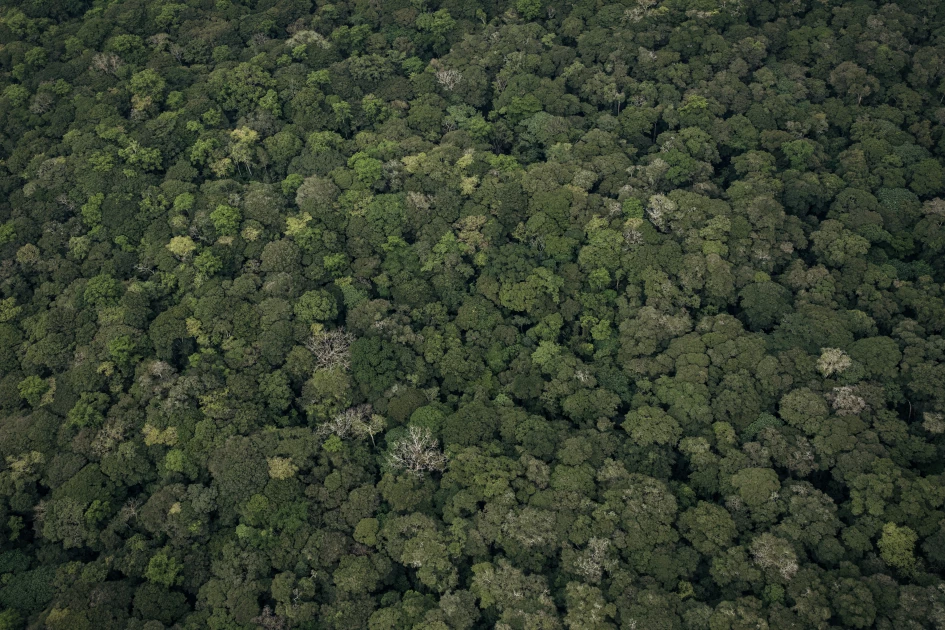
[304, 328, 354, 371]
[386, 426, 447, 477]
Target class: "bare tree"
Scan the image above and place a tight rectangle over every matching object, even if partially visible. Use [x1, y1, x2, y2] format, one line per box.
[828, 386, 867, 416]
[406, 191, 433, 212]
[119, 497, 143, 524]
[817, 348, 852, 377]
[923, 412, 945, 434]
[317, 404, 368, 438]
[252, 606, 287, 630]
[624, 0, 658, 23]
[622, 220, 644, 248]
[56, 194, 76, 212]
[574, 538, 611, 584]
[90, 52, 123, 75]
[137, 359, 177, 394]
[317, 404, 386, 446]
[435, 68, 463, 91]
[750, 533, 799, 581]
[29, 92, 54, 115]
[147, 33, 171, 51]
[356, 414, 386, 446]
[304, 328, 354, 371]
[386, 426, 447, 477]
[92, 418, 128, 456]
[287, 30, 331, 50]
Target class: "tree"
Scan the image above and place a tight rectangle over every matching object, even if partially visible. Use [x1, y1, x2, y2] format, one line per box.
[517, 0, 543, 21]
[910, 159, 945, 197]
[564, 582, 616, 630]
[305, 327, 354, 371]
[678, 502, 737, 556]
[386, 427, 447, 477]
[829, 62, 879, 105]
[166, 236, 197, 260]
[229, 127, 259, 176]
[267, 457, 298, 480]
[348, 152, 383, 188]
[84, 274, 122, 308]
[779, 389, 829, 435]
[622, 406, 682, 447]
[878, 523, 918, 574]
[318, 404, 387, 445]
[210, 204, 241, 237]
[145, 549, 184, 588]
[129, 68, 165, 115]
[67, 392, 109, 428]
[295, 290, 338, 324]
[17, 375, 49, 407]
[739, 281, 793, 330]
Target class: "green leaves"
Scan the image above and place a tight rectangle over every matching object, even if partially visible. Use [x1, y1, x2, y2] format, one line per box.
[3, 0, 945, 627]
[530, 340, 561, 369]
[295, 290, 338, 324]
[17, 375, 49, 407]
[622, 405, 682, 447]
[67, 392, 109, 429]
[347, 151, 383, 187]
[83, 273, 122, 308]
[145, 550, 184, 588]
[878, 523, 918, 573]
[210, 204, 241, 237]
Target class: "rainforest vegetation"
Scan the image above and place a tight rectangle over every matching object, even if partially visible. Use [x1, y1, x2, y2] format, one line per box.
[2, 0, 945, 627]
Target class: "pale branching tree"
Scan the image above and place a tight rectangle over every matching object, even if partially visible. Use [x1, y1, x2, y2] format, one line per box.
[137, 359, 177, 396]
[252, 606, 287, 630]
[317, 404, 368, 438]
[305, 328, 354, 371]
[387, 426, 447, 477]
[817, 348, 852, 377]
[286, 30, 331, 49]
[624, 0, 658, 23]
[92, 418, 128, 457]
[646, 193, 675, 232]
[90, 53, 123, 75]
[573, 538, 611, 584]
[147, 33, 171, 51]
[435, 68, 463, 91]
[622, 218, 645, 248]
[317, 404, 387, 446]
[750, 533, 799, 581]
[406, 191, 433, 212]
[119, 497, 143, 524]
[828, 386, 867, 416]
[924, 412, 945, 434]
[29, 92, 54, 115]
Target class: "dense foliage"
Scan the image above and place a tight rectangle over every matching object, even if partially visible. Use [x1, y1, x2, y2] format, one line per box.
[2, 0, 945, 627]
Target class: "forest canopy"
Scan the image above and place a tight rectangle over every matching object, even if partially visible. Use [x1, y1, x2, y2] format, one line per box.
[2, 0, 945, 628]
